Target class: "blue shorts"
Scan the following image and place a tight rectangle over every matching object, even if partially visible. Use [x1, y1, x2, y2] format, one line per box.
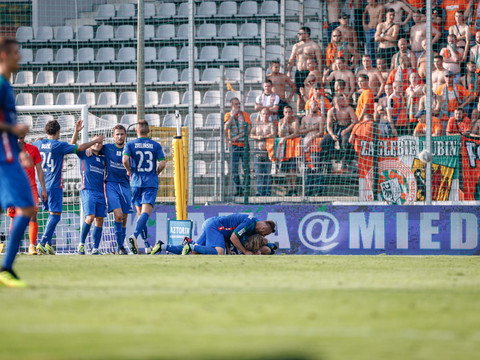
[41, 187, 63, 213]
[195, 218, 227, 250]
[131, 187, 157, 207]
[0, 161, 34, 209]
[81, 190, 106, 218]
[105, 182, 132, 214]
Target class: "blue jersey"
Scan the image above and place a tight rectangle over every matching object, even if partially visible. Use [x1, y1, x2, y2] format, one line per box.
[0, 75, 20, 164]
[77, 151, 105, 191]
[103, 143, 129, 186]
[214, 214, 258, 242]
[32, 139, 77, 189]
[123, 137, 165, 188]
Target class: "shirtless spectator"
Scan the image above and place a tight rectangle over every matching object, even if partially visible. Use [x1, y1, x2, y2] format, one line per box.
[323, 57, 356, 99]
[440, 34, 464, 81]
[305, 83, 332, 121]
[415, 39, 431, 80]
[249, 107, 276, 197]
[386, 55, 418, 93]
[460, 61, 477, 92]
[255, 79, 280, 120]
[300, 58, 322, 104]
[321, 95, 358, 171]
[376, 83, 394, 112]
[432, 55, 447, 92]
[387, 80, 409, 136]
[356, 74, 375, 121]
[391, 38, 416, 70]
[441, 0, 473, 42]
[363, 0, 384, 64]
[325, 30, 357, 71]
[299, 100, 325, 153]
[469, 31, 480, 69]
[376, 57, 390, 81]
[267, 61, 296, 118]
[446, 108, 471, 135]
[413, 110, 443, 137]
[325, 0, 342, 45]
[419, 87, 442, 119]
[405, 72, 424, 128]
[375, 8, 400, 69]
[385, 0, 413, 30]
[334, 13, 359, 54]
[448, 10, 470, 59]
[333, 79, 348, 101]
[287, 27, 323, 113]
[276, 106, 299, 196]
[410, 11, 441, 60]
[470, 101, 480, 135]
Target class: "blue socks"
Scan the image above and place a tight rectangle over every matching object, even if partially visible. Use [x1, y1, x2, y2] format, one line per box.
[92, 226, 102, 249]
[40, 214, 61, 246]
[114, 221, 123, 249]
[192, 244, 218, 255]
[122, 227, 126, 243]
[80, 222, 92, 245]
[2, 215, 30, 270]
[141, 225, 148, 240]
[166, 245, 184, 254]
[134, 212, 149, 239]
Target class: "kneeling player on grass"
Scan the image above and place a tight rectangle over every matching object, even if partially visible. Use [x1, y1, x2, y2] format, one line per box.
[122, 120, 165, 254]
[71, 120, 106, 255]
[33, 120, 103, 255]
[153, 214, 275, 255]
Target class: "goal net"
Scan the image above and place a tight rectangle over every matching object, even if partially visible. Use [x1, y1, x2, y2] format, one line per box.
[0, 105, 119, 254]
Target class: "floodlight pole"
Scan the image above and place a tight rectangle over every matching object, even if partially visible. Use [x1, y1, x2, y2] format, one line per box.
[425, 0, 432, 204]
[137, 0, 145, 122]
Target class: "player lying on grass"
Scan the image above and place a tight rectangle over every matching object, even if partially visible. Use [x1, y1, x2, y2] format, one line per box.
[226, 234, 279, 255]
[151, 214, 276, 255]
[0, 37, 36, 287]
[5, 134, 48, 255]
[123, 120, 165, 254]
[34, 120, 103, 255]
[71, 120, 106, 255]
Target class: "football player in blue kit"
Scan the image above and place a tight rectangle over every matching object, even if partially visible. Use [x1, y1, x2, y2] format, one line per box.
[0, 37, 36, 287]
[122, 120, 165, 254]
[71, 120, 106, 255]
[33, 120, 103, 255]
[159, 214, 276, 255]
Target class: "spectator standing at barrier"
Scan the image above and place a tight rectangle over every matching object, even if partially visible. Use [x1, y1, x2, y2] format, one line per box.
[357, 54, 386, 100]
[410, 11, 441, 61]
[356, 74, 375, 122]
[450, 10, 471, 59]
[385, 0, 413, 38]
[276, 105, 299, 196]
[255, 79, 280, 121]
[325, 30, 357, 71]
[416, 39, 431, 80]
[413, 110, 443, 137]
[387, 55, 417, 93]
[387, 80, 409, 136]
[334, 13, 359, 55]
[363, 0, 385, 65]
[224, 97, 251, 197]
[323, 57, 356, 99]
[305, 83, 332, 121]
[376, 57, 390, 82]
[287, 26, 323, 114]
[435, 70, 472, 124]
[267, 61, 296, 119]
[441, 0, 473, 45]
[321, 95, 358, 171]
[447, 108, 471, 135]
[418, 87, 442, 119]
[469, 31, 480, 69]
[324, 0, 342, 46]
[376, 83, 394, 118]
[299, 100, 325, 154]
[432, 55, 447, 92]
[470, 101, 480, 135]
[391, 38, 416, 70]
[249, 107, 275, 197]
[405, 72, 424, 128]
[333, 79, 348, 102]
[375, 8, 400, 69]
[300, 58, 322, 104]
[440, 34, 464, 82]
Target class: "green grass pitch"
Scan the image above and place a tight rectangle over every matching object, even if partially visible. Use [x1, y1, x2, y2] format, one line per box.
[0, 255, 479, 360]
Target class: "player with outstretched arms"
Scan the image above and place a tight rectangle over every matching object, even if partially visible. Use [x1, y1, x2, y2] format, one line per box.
[33, 120, 103, 255]
[71, 120, 106, 255]
[122, 120, 165, 254]
[0, 37, 35, 287]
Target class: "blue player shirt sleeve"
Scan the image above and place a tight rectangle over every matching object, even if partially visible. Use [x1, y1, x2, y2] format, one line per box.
[156, 143, 165, 161]
[233, 216, 258, 242]
[123, 142, 132, 156]
[76, 150, 86, 159]
[60, 141, 77, 155]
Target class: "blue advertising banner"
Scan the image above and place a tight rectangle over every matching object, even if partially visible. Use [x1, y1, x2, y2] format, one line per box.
[149, 205, 480, 255]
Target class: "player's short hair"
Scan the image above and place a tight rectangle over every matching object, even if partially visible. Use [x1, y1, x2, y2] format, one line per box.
[136, 120, 149, 135]
[230, 97, 240, 105]
[244, 234, 265, 253]
[45, 120, 61, 135]
[263, 79, 273, 85]
[299, 26, 311, 36]
[0, 37, 18, 55]
[112, 124, 126, 134]
[265, 220, 276, 233]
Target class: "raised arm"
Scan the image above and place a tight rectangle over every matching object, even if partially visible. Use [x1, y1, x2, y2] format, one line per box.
[70, 119, 83, 145]
[77, 135, 104, 153]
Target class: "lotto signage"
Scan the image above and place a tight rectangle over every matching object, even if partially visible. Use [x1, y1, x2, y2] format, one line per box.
[151, 205, 480, 255]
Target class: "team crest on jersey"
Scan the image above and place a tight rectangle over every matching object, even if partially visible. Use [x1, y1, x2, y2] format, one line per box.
[365, 160, 417, 204]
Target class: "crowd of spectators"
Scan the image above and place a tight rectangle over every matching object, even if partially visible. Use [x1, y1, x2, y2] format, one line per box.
[223, 0, 480, 197]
